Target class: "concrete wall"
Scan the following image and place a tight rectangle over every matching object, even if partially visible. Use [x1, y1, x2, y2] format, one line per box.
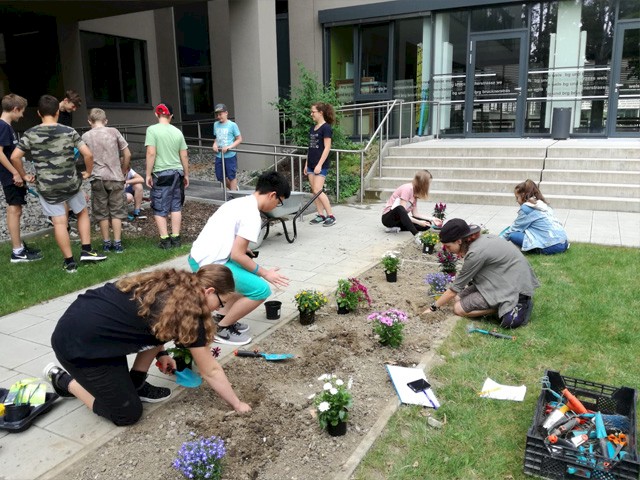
[78, 10, 164, 126]
[228, 0, 280, 168]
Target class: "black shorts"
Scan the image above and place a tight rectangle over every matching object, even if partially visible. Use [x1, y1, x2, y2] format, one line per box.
[2, 183, 27, 206]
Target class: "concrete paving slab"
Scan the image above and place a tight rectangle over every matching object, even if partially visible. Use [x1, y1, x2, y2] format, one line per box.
[44, 405, 118, 445]
[11, 320, 57, 347]
[0, 311, 51, 335]
[0, 334, 51, 369]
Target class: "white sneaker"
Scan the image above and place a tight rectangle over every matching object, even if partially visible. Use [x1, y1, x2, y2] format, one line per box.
[414, 234, 423, 246]
[384, 227, 401, 234]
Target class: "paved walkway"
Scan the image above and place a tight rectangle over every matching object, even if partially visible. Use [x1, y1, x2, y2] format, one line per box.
[0, 201, 638, 480]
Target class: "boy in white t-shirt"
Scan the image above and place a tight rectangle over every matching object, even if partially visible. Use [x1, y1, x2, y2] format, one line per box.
[189, 171, 291, 346]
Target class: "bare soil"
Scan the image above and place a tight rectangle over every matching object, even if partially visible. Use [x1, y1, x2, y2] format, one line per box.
[65, 241, 450, 480]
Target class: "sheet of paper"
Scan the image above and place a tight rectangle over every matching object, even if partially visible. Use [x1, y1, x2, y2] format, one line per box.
[479, 377, 526, 401]
[386, 365, 440, 409]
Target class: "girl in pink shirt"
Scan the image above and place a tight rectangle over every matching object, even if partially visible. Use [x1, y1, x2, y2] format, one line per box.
[381, 170, 442, 237]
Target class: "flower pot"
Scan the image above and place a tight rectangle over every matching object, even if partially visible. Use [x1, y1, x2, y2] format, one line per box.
[422, 243, 435, 255]
[174, 358, 191, 373]
[385, 271, 397, 283]
[299, 310, 316, 325]
[264, 300, 282, 320]
[337, 305, 350, 315]
[327, 421, 347, 437]
[4, 403, 31, 422]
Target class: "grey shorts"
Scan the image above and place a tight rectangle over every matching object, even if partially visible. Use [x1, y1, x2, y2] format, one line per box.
[91, 179, 127, 221]
[458, 284, 492, 313]
[150, 170, 184, 217]
[38, 190, 87, 217]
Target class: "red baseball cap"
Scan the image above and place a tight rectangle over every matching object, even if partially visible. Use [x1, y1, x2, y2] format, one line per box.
[155, 103, 173, 116]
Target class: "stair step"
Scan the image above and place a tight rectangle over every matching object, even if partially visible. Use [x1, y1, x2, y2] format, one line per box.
[381, 166, 541, 181]
[544, 158, 640, 171]
[382, 156, 545, 168]
[542, 169, 639, 184]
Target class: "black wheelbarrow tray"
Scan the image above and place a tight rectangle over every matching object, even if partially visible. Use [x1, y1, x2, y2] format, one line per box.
[227, 189, 323, 248]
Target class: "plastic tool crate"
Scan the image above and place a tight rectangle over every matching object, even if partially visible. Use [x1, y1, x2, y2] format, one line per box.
[524, 371, 639, 480]
[0, 387, 59, 433]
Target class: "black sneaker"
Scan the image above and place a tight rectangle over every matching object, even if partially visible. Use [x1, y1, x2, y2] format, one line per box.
[11, 249, 43, 263]
[113, 242, 124, 254]
[323, 216, 336, 227]
[158, 237, 172, 249]
[43, 363, 74, 397]
[80, 250, 107, 262]
[63, 260, 78, 273]
[214, 324, 252, 346]
[309, 214, 326, 225]
[170, 235, 182, 248]
[103, 241, 112, 252]
[137, 381, 171, 403]
[23, 242, 42, 254]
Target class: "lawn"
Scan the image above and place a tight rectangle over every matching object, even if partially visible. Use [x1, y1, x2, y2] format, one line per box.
[2, 234, 190, 317]
[354, 243, 640, 480]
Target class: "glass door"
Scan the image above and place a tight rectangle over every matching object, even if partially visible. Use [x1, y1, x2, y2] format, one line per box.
[466, 31, 527, 136]
[609, 22, 640, 137]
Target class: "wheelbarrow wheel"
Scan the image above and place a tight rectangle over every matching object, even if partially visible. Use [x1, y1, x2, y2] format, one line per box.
[249, 220, 269, 250]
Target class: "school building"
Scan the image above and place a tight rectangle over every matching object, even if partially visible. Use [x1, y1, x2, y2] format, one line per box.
[0, 0, 637, 141]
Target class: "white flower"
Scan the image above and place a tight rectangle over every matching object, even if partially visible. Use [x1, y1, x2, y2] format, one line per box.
[335, 379, 344, 386]
[330, 388, 338, 395]
[317, 401, 330, 412]
[347, 377, 353, 389]
[331, 374, 337, 379]
[318, 374, 330, 381]
[307, 393, 316, 400]
[323, 382, 332, 391]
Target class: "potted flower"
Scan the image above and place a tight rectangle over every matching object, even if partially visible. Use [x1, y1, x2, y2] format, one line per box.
[381, 251, 400, 282]
[425, 272, 454, 299]
[433, 202, 446, 220]
[173, 434, 226, 480]
[335, 277, 371, 314]
[165, 345, 221, 373]
[436, 246, 458, 275]
[313, 374, 353, 437]
[293, 289, 328, 325]
[368, 309, 408, 348]
[418, 231, 440, 254]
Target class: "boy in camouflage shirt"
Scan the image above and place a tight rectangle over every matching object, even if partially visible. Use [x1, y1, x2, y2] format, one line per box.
[11, 95, 107, 272]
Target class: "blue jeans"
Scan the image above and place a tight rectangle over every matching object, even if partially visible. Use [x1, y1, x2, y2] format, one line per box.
[509, 232, 569, 255]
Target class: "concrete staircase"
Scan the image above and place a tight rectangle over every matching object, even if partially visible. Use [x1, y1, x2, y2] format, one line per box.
[365, 139, 640, 213]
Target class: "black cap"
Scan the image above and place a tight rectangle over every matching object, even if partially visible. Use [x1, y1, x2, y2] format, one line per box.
[214, 103, 227, 113]
[439, 219, 481, 243]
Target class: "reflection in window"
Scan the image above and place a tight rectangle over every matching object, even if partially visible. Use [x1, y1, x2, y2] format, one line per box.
[81, 32, 149, 105]
[359, 24, 389, 95]
[393, 18, 423, 102]
[618, 0, 640, 20]
[470, 4, 528, 31]
[330, 25, 355, 104]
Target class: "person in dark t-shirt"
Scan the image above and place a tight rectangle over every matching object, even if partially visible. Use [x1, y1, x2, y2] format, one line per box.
[44, 264, 252, 426]
[58, 89, 82, 127]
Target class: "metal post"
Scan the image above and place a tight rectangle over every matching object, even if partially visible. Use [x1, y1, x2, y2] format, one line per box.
[359, 150, 365, 204]
[197, 121, 202, 148]
[221, 150, 227, 201]
[298, 155, 303, 192]
[398, 101, 402, 144]
[335, 151, 340, 203]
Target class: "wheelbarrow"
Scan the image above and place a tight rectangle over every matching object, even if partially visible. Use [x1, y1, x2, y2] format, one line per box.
[227, 189, 323, 248]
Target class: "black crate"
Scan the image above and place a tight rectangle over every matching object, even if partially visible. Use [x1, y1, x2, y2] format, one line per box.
[524, 370, 639, 480]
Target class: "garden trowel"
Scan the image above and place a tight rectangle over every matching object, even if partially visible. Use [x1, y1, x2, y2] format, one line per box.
[175, 368, 202, 388]
[234, 349, 294, 361]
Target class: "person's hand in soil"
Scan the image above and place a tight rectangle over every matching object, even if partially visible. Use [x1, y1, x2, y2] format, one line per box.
[261, 267, 289, 288]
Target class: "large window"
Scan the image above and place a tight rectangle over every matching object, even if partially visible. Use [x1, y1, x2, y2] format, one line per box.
[80, 32, 149, 106]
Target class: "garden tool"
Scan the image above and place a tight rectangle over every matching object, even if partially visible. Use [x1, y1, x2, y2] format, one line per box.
[234, 349, 294, 361]
[593, 412, 615, 460]
[175, 368, 202, 388]
[467, 325, 516, 340]
[580, 413, 630, 432]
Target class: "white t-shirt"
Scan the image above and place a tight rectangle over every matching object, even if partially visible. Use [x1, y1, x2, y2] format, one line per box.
[190, 194, 261, 266]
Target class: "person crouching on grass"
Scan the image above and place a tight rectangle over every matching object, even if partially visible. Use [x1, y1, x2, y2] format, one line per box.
[43, 264, 251, 427]
[423, 218, 539, 328]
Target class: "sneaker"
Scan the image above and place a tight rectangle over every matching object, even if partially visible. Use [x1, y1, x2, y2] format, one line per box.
[309, 214, 326, 225]
[322, 216, 336, 227]
[137, 381, 171, 403]
[170, 235, 182, 248]
[80, 250, 107, 262]
[158, 237, 172, 249]
[67, 211, 78, 222]
[68, 228, 79, 240]
[63, 260, 78, 273]
[103, 241, 112, 252]
[385, 227, 401, 234]
[214, 324, 252, 346]
[23, 242, 42, 254]
[43, 363, 74, 397]
[414, 234, 423, 246]
[11, 249, 43, 263]
[113, 242, 124, 254]
[213, 314, 250, 333]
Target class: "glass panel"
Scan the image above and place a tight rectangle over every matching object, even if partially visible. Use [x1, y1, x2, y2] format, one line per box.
[472, 37, 521, 134]
[82, 32, 121, 103]
[619, 0, 640, 20]
[174, 3, 211, 68]
[615, 27, 640, 133]
[393, 18, 423, 102]
[180, 72, 212, 116]
[119, 38, 148, 104]
[470, 4, 528, 31]
[432, 11, 468, 135]
[359, 24, 389, 95]
[330, 26, 354, 104]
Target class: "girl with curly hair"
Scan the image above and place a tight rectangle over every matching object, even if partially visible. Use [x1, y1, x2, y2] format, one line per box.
[44, 264, 251, 426]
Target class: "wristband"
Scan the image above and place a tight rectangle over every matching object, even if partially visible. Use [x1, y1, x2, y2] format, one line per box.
[252, 264, 260, 274]
[155, 350, 169, 360]
[430, 302, 439, 312]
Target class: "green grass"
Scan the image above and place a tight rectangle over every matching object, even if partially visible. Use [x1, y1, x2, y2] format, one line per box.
[355, 243, 640, 480]
[2, 234, 190, 316]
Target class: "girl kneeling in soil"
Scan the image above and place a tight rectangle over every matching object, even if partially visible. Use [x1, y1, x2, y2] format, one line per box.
[502, 179, 569, 255]
[423, 219, 539, 328]
[381, 170, 443, 239]
[44, 265, 251, 426]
